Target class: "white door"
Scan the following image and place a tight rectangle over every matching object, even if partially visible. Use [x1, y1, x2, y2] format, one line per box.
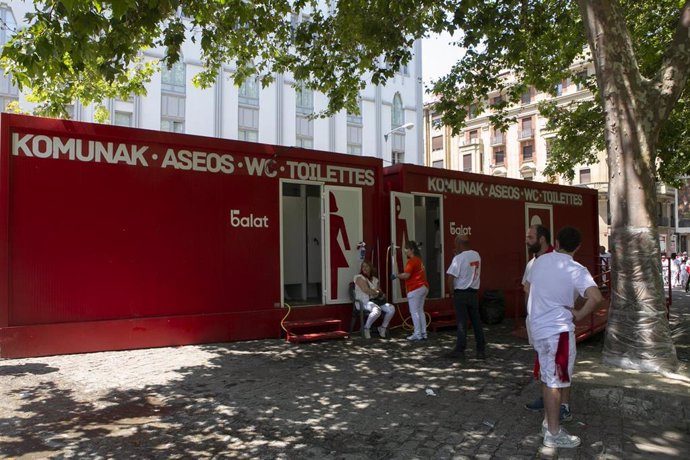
[324, 186, 363, 304]
[390, 192, 415, 302]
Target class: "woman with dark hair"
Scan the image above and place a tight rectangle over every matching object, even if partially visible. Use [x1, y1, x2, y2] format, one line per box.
[354, 260, 395, 339]
[392, 241, 429, 341]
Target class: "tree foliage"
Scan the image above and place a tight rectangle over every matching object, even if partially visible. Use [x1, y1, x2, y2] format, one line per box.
[1, 1, 447, 119]
[427, 0, 690, 185]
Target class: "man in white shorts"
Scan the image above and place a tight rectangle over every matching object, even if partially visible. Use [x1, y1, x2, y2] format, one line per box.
[525, 226, 602, 448]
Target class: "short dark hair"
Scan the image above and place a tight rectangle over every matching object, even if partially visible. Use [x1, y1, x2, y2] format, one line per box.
[557, 226, 581, 252]
[532, 224, 551, 245]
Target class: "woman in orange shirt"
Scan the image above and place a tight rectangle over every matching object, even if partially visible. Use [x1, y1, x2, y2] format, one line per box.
[392, 241, 429, 341]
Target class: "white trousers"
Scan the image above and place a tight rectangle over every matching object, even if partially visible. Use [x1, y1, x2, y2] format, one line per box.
[361, 302, 395, 330]
[407, 286, 429, 337]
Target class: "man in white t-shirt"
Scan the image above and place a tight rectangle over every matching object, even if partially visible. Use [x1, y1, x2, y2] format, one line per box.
[523, 224, 575, 420]
[444, 235, 485, 360]
[526, 226, 602, 448]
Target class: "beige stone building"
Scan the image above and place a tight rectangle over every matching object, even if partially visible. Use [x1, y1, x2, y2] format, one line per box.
[423, 64, 679, 253]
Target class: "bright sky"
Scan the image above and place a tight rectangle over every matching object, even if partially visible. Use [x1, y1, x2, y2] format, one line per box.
[421, 31, 465, 102]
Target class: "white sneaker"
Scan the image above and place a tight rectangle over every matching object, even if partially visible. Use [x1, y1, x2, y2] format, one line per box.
[541, 420, 548, 437]
[377, 326, 387, 338]
[363, 329, 371, 339]
[543, 428, 581, 448]
[407, 334, 422, 341]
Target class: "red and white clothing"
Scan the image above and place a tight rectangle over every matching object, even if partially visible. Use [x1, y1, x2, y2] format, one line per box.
[526, 251, 596, 388]
[526, 252, 597, 342]
[404, 256, 429, 339]
[446, 250, 481, 290]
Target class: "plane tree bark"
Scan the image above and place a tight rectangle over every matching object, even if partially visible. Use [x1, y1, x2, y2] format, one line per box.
[577, 0, 690, 371]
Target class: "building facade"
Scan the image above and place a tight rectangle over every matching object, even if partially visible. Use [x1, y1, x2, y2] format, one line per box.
[423, 63, 678, 253]
[0, 1, 424, 166]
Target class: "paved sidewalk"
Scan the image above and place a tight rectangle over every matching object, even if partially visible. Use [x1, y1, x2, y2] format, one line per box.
[1, 293, 690, 459]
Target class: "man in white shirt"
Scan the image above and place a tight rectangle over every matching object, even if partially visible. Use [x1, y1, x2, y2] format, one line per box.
[444, 235, 486, 360]
[526, 226, 602, 448]
[523, 224, 575, 420]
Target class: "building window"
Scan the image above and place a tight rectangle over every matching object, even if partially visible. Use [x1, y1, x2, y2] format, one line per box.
[490, 95, 504, 107]
[575, 71, 588, 91]
[347, 124, 362, 155]
[296, 84, 314, 114]
[432, 160, 444, 168]
[0, 5, 18, 111]
[432, 135, 443, 151]
[161, 53, 185, 132]
[347, 98, 363, 155]
[239, 129, 258, 142]
[161, 119, 184, 133]
[296, 84, 314, 147]
[114, 111, 132, 127]
[392, 150, 405, 164]
[545, 138, 553, 158]
[555, 79, 569, 96]
[391, 93, 406, 161]
[491, 129, 505, 145]
[579, 168, 591, 184]
[467, 129, 478, 144]
[467, 104, 477, 120]
[239, 106, 259, 142]
[522, 142, 534, 162]
[161, 60, 186, 94]
[161, 93, 185, 132]
[463, 153, 472, 172]
[493, 148, 505, 166]
[238, 76, 260, 142]
[523, 175, 534, 181]
[347, 99, 363, 124]
[392, 92, 404, 128]
[521, 88, 532, 104]
[239, 77, 260, 106]
[520, 117, 533, 139]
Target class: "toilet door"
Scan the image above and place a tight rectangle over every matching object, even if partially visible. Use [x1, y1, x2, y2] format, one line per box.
[390, 192, 415, 302]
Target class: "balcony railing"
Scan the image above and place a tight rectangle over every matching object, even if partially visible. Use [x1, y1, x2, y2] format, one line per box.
[491, 134, 505, 145]
[463, 138, 480, 145]
[519, 128, 533, 139]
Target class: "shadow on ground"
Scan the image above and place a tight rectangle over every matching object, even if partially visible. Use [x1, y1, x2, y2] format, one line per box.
[1, 299, 689, 459]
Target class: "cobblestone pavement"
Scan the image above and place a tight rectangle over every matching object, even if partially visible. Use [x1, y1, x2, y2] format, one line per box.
[1, 292, 690, 459]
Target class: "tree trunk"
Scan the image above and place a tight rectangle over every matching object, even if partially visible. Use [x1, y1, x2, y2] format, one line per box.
[578, 0, 679, 372]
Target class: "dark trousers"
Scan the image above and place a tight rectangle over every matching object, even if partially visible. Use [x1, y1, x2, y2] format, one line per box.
[453, 290, 486, 352]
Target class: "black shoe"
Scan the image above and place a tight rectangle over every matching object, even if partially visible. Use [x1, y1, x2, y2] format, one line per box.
[442, 350, 465, 360]
[476, 350, 486, 360]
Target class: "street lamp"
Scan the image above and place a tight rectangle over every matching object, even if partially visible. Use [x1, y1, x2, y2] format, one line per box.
[384, 122, 415, 142]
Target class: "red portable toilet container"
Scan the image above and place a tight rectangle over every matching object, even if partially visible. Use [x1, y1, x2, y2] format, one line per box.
[0, 114, 383, 357]
[382, 163, 607, 341]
